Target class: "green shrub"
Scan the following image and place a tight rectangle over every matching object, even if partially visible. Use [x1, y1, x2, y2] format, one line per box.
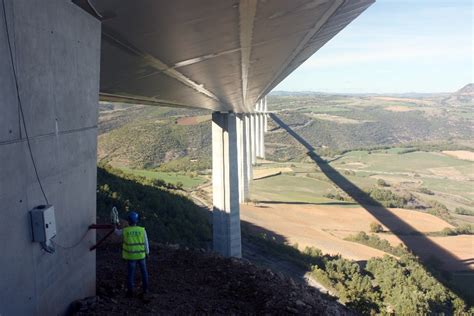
[369, 222, 383, 233]
[455, 207, 474, 216]
[345, 231, 408, 257]
[368, 187, 414, 208]
[439, 225, 474, 236]
[324, 192, 346, 201]
[427, 200, 453, 222]
[418, 187, 434, 195]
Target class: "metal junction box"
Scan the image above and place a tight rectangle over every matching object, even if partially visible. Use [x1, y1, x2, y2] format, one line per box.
[30, 205, 57, 242]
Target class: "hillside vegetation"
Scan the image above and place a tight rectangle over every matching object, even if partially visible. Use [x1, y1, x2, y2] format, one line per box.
[245, 232, 471, 315]
[97, 163, 211, 247]
[98, 87, 473, 169]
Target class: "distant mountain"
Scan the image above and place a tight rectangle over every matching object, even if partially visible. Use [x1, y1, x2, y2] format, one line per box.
[455, 83, 474, 95]
[443, 83, 473, 106]
[270, 91, 327, 96]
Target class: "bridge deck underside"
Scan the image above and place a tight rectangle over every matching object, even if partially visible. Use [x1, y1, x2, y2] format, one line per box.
[86, 0, 374, 112]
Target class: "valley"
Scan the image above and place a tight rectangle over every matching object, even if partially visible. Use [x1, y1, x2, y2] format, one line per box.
[97, 85, 474, 311]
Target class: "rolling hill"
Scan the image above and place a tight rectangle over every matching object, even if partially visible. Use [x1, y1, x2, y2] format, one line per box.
[98, 85, 474, 168]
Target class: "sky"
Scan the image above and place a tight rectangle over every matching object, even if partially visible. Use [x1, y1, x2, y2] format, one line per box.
[274, 0, 473, 94]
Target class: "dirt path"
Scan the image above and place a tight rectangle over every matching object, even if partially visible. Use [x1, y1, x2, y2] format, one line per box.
[242, 238, 332, 296]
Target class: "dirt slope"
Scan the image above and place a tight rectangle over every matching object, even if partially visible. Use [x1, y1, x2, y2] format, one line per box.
[70, 242, 354, 315]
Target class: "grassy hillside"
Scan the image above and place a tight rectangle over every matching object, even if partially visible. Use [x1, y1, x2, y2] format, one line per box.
[98, 103, 211, 169]
[96, 163, 211, 247]
[265, 93, 473, 160]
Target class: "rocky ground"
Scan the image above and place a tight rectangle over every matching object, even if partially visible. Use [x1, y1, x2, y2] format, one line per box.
[70, 241, 354, 315]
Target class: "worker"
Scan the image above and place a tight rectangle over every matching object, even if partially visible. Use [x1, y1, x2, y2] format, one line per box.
[115, 211, 150, 298]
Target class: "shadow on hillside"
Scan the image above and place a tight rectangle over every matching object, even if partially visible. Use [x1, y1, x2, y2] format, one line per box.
[256, 200, 358, 206]
[269, 113, 472, 302]
[240, 221, 321, 288]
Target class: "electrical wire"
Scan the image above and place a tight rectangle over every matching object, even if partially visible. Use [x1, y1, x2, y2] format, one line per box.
[51, 229, 91, 250]
[41, 241, 56, 254]
[2, 0, 49, 205]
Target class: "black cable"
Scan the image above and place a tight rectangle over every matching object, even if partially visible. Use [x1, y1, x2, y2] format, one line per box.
[2, 0, 49, 205]
[41, 241, 56, 254]
[51, 229, 91, 250]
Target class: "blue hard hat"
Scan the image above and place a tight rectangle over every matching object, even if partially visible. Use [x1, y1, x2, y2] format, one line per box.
[127, 211, 139, 224]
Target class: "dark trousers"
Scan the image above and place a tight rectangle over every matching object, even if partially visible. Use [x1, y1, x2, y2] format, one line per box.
[127, 259, 149, 293]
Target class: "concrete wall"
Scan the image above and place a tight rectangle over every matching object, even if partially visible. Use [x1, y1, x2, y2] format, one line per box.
[0, 1, 100, 314]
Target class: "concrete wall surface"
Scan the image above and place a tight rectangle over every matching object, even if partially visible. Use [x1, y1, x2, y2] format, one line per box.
[0, 0, 100, 314]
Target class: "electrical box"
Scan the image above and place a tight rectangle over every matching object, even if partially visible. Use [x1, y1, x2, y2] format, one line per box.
[30, 205, 56, 242]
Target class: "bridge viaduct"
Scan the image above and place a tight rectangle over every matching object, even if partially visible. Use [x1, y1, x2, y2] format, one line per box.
[0, 0, 373, 314]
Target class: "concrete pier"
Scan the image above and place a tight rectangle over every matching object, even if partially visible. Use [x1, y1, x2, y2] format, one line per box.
[255, 110, 261, 159]
[236, 114, 250, 203]
[0, 1, 100, 314]
[264, 97, 268, 133]
[244, 114, 253, 191]
[261, 114, 265, 157]
[254, 100, 265, 159]
[212, 112, 241, 257]
[251, 113, 257, 165]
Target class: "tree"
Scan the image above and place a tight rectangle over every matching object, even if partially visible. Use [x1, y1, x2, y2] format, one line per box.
[370, 222, 383, 233]
[377, 178, 389, 187]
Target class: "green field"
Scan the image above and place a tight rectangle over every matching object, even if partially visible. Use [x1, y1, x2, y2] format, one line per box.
[252, 149, 474, 225]
[252, 174, 342, 204]
[119, 167, 206, 190]
[334, 150, 471, 173]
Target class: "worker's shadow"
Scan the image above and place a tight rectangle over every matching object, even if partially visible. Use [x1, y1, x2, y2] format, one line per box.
[269, 113, 472, 303]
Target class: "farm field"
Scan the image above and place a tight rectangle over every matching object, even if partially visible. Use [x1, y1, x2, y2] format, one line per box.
[240, 202, 472, 270]
[244, 148, 474, 272]
[329, 150, 474, 214]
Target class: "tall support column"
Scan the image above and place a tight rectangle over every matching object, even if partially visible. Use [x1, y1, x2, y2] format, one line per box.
[264, 96, 268, 133]
[236, 114, 246, 203]
[244, 114, 252, 196]
[259, 112, 265, 159]
[239, 114, 250, 202]
[255, 109, 261, 158]
[212, 112, 242, 257]
[255, 99, 265, 158]
[251, 113, 257, 165]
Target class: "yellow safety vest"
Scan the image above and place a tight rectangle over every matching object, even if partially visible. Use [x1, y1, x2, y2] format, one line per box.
[122, 226, 146, 260]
